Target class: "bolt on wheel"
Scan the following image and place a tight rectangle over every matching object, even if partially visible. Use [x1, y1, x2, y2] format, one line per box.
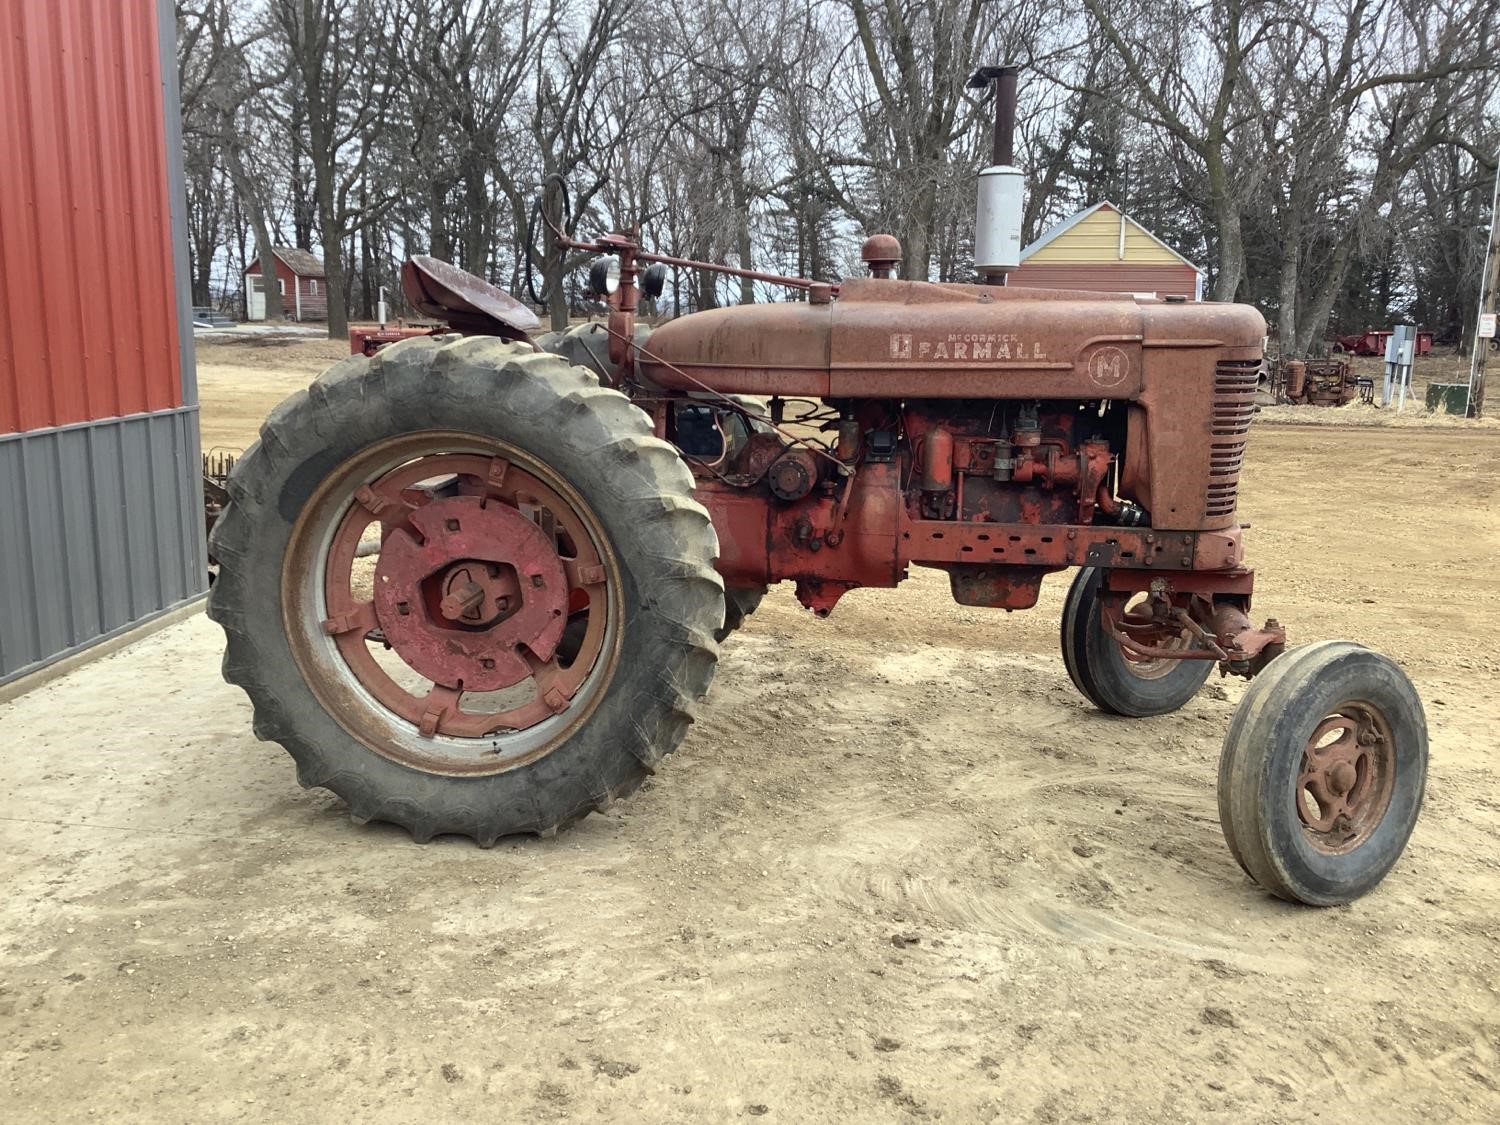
[285, 434, 620, 774]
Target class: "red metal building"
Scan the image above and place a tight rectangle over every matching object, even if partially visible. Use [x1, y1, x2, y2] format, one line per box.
[245, 248, 329, 322]
[0, 0, 204, 685]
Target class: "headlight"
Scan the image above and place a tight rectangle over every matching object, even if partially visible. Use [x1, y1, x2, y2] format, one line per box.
[588, 257, 621, 296]
[641, 262, 668, 300]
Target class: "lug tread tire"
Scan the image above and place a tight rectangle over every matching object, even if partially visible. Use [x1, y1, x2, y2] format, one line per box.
[1216, 640, 1427, 906]
[208, 336, 723, 843]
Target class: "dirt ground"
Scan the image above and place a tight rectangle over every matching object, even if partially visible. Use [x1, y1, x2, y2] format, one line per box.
[3, 334, 1499, 1122]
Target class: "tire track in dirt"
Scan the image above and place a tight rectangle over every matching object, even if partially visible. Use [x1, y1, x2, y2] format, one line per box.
[703, 633, 1311, 976]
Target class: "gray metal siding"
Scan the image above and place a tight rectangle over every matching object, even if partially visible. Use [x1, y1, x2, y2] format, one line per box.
[0, 408, 205, 684]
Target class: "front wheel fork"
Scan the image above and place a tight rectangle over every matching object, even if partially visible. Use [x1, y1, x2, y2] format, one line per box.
[1206, 602, 1286, 677]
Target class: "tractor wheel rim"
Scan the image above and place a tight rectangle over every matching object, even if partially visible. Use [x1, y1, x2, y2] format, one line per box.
[1295, 702, 1397, 855]
[283, 431, 621, 776]
[1115, 593, 1191, 680]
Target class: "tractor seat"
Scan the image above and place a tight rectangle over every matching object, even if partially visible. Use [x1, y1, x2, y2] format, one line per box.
[401, 255, 540, 341]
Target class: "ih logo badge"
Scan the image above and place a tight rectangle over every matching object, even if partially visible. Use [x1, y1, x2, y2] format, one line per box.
[890, 333, 913, 359]
[1087, 346, 1130, 389]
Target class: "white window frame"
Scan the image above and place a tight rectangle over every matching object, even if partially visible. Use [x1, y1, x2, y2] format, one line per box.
[309, 279, 319, 295]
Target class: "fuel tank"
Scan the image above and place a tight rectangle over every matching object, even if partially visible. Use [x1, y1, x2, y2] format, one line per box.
[637, 277, 1265, 400]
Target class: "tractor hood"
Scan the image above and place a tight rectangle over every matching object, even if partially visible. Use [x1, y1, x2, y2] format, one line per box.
[637, 277, 1265, 399]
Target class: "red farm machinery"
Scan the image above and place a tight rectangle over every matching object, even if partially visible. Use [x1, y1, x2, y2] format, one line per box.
[208, 68, 1426, 906]
[1334, 329, 1433, 357]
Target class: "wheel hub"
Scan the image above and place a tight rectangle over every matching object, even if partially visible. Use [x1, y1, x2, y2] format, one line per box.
[1327, 760, 1358, 796]
[1296, 709, 1396, 853]
[1114, 592, 1194, 680]
[437, 561, 518, 626]
[373, 495, 568, 692]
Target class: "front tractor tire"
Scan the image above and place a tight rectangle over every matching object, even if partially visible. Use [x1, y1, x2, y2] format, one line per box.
[207, 336, 723, 845]
[717, 585, 767, 642]
[1218, 641, 1427, 905]
[1061, 567, 1212, 717]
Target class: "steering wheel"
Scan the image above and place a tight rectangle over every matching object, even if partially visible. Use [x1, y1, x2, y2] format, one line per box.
[525, 174, 572, 307]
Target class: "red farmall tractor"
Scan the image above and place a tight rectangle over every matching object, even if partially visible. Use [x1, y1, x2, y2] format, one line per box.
[210, 69, 1426, 906]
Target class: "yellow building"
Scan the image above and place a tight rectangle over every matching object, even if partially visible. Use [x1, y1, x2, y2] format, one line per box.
[1009, 201, 1203, 300]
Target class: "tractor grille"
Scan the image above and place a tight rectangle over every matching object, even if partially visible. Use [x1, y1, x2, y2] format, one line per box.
[1207, 359, 1261, 518]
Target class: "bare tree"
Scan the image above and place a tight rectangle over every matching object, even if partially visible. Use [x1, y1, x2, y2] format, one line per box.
[266, 0, 401, 337]
[820, 0, 1013, 279]
[399, 0, 548, 276]
[172, 0, 1499, 344]
[1283, 0, 1500, 352]
[179, 0, 289, 319]
[493, 0, 643, 329]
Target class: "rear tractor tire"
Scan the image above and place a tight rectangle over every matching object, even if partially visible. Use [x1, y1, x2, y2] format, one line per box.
[1061, 567, 1212, 717]
[1217, 641, 1426, 905]
[207, 336, 724, 844]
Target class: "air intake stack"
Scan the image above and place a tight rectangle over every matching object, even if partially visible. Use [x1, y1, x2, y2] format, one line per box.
[970, 65, 1023, 285]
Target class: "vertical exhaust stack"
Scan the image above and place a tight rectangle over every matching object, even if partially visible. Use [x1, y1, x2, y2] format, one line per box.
[970, 65, 1024, 285]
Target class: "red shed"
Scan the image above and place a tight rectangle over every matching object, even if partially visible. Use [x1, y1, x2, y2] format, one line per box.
[1009, 202, 1203, 300]
[245, 248, 328, 322]
[1, 0, 205, 686]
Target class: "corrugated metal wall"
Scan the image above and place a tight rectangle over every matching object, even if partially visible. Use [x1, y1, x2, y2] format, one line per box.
[0, 0, 204, 685]
[0, 411, 203, 677]
[0, 0, 186, 431]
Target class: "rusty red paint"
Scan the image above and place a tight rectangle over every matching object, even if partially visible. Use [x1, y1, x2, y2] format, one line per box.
[310, 446, 613, 744]
[401, 255, 539, 340]
[1205, 603, 1285, 667]
[1276, 356, 1359, 407]
[640, 283, 1260, 533]
[919, 426, 954, 493]
[1105, 567, 1256, 598]
[1296, 706, 1397, 852]
[392, 224, 1286, 680]
[860, 234, 902, 279]
[349, 324, 440, 356]
[1336, 330, 1432, 357]
[373, 496, 568, 692]
[1285, 359, 1308, 399]
[948, 565, 1051, 609]
[1096, 587, 1284, 670]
